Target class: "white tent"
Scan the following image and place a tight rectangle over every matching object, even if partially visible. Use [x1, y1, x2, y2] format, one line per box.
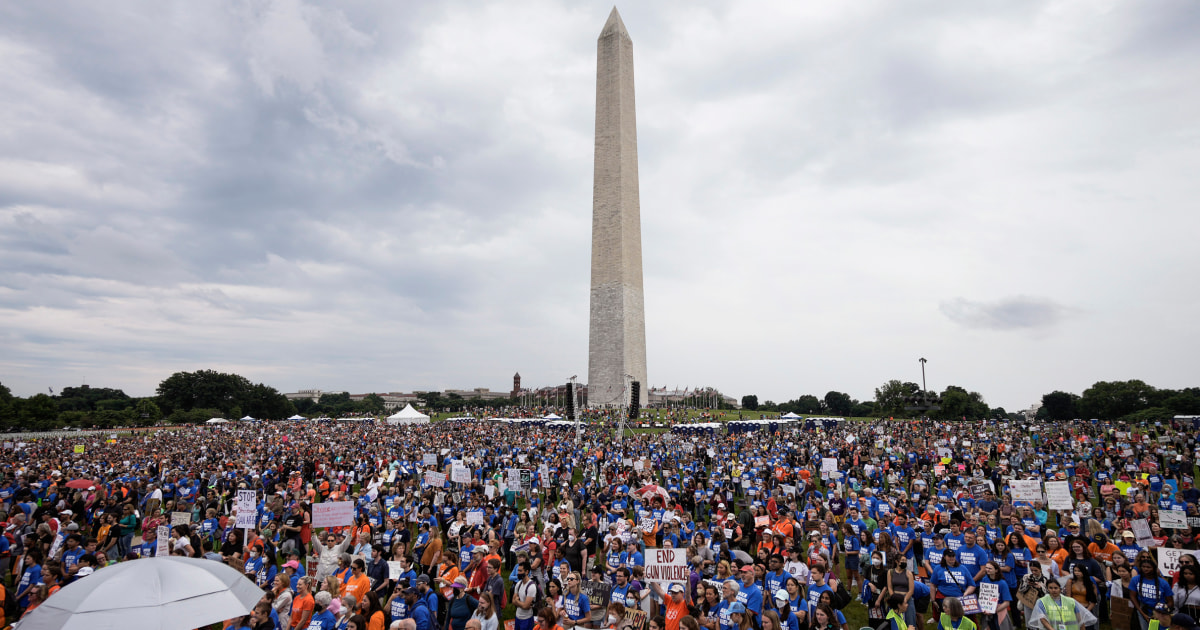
[286, 414, 306, 421]
[239, 415, 256, 421]
[386, 404, 430, 425]
[780, 412, 801, 419]
[543, 413, 562, 420]
[205, 418, 228, 425]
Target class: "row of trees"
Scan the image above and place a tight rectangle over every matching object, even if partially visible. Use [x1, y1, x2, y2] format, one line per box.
[1039, 381, 1200, 422]
[741, 380, 1011, 421]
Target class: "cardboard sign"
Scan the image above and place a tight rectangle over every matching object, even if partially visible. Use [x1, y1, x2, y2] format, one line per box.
[622, 606, 649, 630]
[312, 501, 356, 528]
[388, 560, 406, 580]
[74, 445, 85, 453]
[171, 512, 191, 527]
[1044, 481, 1073, 510]
[156, 525, 170, 557]
[755, 516, 770, 528]
[644, 547, 689, 586]
[1160, 510, 1188, 529]
[451, 465, 471, 484]
[1158, 548, 1200, 580]
[1010, 480, 1043, 503]
[1133, 519, 1155, 549]
[424, 471, 447, 487]
[581, 579, 613, 612]
[236, 490, 257, 529]
[423, 453, 438, 466]
[466, 511, 485, 526]
[978, 582, 999, 614]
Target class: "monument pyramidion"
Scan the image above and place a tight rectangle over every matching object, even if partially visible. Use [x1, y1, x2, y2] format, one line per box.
[587, 7, 648, 408]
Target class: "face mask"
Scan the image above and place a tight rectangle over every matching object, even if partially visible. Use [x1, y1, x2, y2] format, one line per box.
[871, 559, 882, 567]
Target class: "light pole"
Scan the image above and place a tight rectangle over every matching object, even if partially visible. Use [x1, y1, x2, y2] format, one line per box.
[919, 358, 927, 393]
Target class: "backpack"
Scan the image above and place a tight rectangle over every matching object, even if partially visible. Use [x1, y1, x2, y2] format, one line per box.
[830, 578, 852, 610]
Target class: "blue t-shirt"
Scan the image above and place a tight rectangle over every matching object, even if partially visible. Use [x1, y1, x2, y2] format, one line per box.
[563, 591, 591, 621]
[1129, 574, 1172, 609]
[307, 608, 337, 630]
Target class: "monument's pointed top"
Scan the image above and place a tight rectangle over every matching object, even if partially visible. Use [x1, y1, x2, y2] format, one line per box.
[601, 7, 629, 38]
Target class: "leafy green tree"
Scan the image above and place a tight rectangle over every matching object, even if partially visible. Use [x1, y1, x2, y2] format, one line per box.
[823, 391, 853, 416]
[741, 395, 759, 411]
[1040, 391, 1079, 421]
[156, 370, 252, 415]
[933, 385, 989, 420]
[792, 395, 823, 414]
[1163, 388, 1200, 415]
[19, 394, 59, 430]
[1078, 380, 1155, 420]
[0, 381, 14, 429]
[851, 401, 877, 417]
[360, 394, 386, 415]
[135, 398, 163, 422]
[874, 380, 920, 416]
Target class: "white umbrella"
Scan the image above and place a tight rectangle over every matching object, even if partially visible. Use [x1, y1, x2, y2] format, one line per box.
[16, 556, 265, 630]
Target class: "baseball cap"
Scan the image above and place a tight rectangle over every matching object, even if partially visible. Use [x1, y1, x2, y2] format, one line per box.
[739, 565, 755, 573]
[1171, 613, 1196, 628]
[1122, 531, 1135, 538]
[774, 589, 789, 603]
[669, 584, 685, 593]
[416, 574, 430, 584]
[729, 602, 747, 615]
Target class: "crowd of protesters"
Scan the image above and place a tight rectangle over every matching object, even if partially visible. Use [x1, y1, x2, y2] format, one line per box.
[2, 415, 1199, 630]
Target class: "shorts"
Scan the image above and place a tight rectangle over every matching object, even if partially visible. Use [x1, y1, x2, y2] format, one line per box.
[914, 596, 930, 614]
[845, 556, 860, 572]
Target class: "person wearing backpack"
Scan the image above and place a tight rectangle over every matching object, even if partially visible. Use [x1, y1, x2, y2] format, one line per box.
[514, 561, 540, 630]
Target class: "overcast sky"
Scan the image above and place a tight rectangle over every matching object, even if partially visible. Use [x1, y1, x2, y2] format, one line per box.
[2, 1, 1198, 410]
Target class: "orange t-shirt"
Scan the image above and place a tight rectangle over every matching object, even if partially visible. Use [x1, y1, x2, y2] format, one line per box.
[291, 592, 315, 628]
[664, 597, 690, 630]
[368, 611, 387, 630]
[344, 573, 372, 602]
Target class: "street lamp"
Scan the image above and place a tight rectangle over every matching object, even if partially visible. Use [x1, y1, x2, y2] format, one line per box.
[919, 358, 927, 393]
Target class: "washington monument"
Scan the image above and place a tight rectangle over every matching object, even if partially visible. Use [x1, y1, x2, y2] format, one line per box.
[588, 7, 648, 408]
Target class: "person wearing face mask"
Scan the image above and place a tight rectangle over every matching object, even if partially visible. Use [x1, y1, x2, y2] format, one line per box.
[563, 527, 588, 573]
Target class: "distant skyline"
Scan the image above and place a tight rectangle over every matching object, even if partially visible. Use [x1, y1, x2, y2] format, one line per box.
[2, 2, 1198, 410]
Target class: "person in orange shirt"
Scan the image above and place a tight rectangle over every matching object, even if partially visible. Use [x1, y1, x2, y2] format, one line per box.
[437, 555, 461, 599]
[652, 582, 692, 630]
[290, 576, 316, 630]
[1087, 532, 1120, 564]
[343, 558, 373, 603]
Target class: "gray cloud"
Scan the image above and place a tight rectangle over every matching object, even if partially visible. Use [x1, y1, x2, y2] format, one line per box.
[940, 297, 1074, 331]
[0, 1, 1198, 410]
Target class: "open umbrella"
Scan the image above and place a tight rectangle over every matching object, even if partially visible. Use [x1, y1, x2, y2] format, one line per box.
[64, 479, 95, 490]
[15, 556, 265, 630]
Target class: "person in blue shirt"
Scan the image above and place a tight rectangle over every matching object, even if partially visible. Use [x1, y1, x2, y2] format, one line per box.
[309, 591, 338, 630]
[15, 550, 43, 609]
[737, 564, 764, 620]
[957, 532, 990, 582]
[931, 549, 976, 601]
[771, 589, 801, 630]
[764, 554, 793, 597]
[621, 539, 644, 569]
[563, 572, 592, 628]
[711, 583, 742, 630]
[1129, 556, 1174, 630]
[979, 561, 1013, 629]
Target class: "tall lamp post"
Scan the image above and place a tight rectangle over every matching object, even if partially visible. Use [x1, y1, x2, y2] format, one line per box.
[919, 357, 927, 393]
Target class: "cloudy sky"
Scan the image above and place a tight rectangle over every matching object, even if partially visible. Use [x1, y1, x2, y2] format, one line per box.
[2, 1, 1197, 410]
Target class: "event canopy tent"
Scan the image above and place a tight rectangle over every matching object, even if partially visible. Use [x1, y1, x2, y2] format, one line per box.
[205, 418, 228, 425]
[239, 415, 256, 421]
[286, 414, 306, 421]
[386, 404, 430, 425]
[543, 413, 563, 420]
[780, 412, 802, 419]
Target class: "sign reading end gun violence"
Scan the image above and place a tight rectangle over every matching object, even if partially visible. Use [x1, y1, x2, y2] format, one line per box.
[644, 548, 689, 586]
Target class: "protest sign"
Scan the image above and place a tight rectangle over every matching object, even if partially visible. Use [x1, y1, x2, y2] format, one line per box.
[755, 516, 770, 528]
[1158, 548, 1200, 580]
[1160, 510, 1188, 529]
[466, 511, 485, 526]
[1010, 480, 1042, 503]
[451, 465, 471, 484]
[74, 445, 85, 453]
[1044, 481, 1073, 510]
[171, 511, 191, 527]
[978, 582, 999, 614]
[621, 607, 649, 630]
[312, 501, 355, 528]
[959, 594, 982, 615]
[236, 490, 257, 529]
[423, 453, 438, 466]
[485, 485, 496, 499]
[156, 525, 170, 557]
[1111, 597, 1136, 630]
[425, 471, 447, 487]
[581, 579, 613, 613]
[821, 458, 838, 473]
[644, 547, 689, 587]
[520, 469, 533, 490]
[1132, 519, 1155, 548]
[969, 482, 990, 498]
[388, 561, 406, 581]
[782, 484, 797, 496]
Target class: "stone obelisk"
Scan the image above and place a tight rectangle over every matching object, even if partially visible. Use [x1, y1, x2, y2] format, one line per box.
[588, 7, 647, 408]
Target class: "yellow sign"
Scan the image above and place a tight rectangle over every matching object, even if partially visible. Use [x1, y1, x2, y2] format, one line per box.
[74, 445, 85, 453]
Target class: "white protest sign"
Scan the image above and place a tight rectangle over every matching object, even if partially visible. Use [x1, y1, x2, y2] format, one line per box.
[451, 465, 471, 484]
[236, 490, 257, 529]
[423, 453, 438, 466]
[821, 458, 838, 473]
[978, 582, 999, 614]
[485, 485, 496, 499]
[1132, 519, 1156, 548]
[387, 469, 397, 483]
[171, 511, 191, 527]
[1010, 480, 1043, 503]
[425, 471, 447, 487]
[782, 484, 797, 496]
[156, 525, 170, 557]
[466, 511, 485, 526]
[644, 547, 689, 586]
[312, 501, 356, 528]
[1158, 548, 1200, 580]
[388, 560, 405, 580]
[1044, 481, 1073, 510]
[634, 460, 644, 471]
[1160, 510, 1188, 530]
